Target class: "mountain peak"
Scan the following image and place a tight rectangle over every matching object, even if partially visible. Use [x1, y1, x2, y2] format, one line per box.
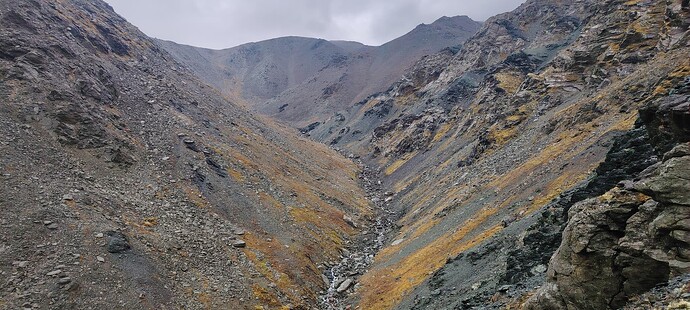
[436, 15, 474, 23]
[418, 15, 478, 28]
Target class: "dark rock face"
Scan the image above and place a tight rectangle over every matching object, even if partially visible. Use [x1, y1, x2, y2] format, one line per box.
[639, 94, 690, 154]
[525, 149, 689, 309]
[105, 231, 131, 253]
[623, 274, 690, 309]
[502, 125, 659, 286]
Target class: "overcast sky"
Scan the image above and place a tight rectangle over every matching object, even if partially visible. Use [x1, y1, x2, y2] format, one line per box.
[105, 0, 525, 50]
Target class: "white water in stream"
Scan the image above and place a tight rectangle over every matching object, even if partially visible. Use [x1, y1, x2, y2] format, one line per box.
[320, 167, 396, 310]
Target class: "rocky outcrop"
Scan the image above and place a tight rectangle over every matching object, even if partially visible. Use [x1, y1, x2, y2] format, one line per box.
[525, 90, 690, 309]
[525, 143, 690, 309]
[502, 124, 659, 286]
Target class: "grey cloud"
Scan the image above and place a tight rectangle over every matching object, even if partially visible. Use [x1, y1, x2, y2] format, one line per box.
[105, 0, 525, 49]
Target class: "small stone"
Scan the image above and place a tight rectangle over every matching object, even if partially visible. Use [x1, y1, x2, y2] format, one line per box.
[57, 277, 71, 285]
[532, 264, 547, 274]
[343, 215, 358, 228]
[498, 285, 512, 292]
[231, 240, 246, 248]
[16, 261, 29, 268]
[62, 194, 73, 201]
[46, 270, 62, 276]
[337, 279, 353, 293]
[617, 180, 635, 190]
[46, 223, 58, 230]
[391, 238, 405, 246]
[96, 256, 105, 262]
[95, 233, 104, 238]
[340, 248, 351, 257]
[105, 231, 131, 253]
[670, 230, 690, 243]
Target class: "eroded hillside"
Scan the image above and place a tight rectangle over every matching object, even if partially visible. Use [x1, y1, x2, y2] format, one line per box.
[0, 0, 373, 309]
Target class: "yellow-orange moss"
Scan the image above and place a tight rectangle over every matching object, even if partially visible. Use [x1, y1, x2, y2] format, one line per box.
[432, 123, 453, 143]
[258, 192, 284, 209]
[385, 151, 417, 176]
[488, 124, 519, 145]
[243, 234, 309, 306]
[251, 284, 283, 309]
[495, 72, 524, 94]
[142, 217, 158, 227]
[226, 167, 246, 182]
[358, 223, 503, 309]
[181, 185, 210, 208]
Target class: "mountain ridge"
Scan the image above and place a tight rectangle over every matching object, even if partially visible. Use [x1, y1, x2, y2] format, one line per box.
[158, 15, 482, 127]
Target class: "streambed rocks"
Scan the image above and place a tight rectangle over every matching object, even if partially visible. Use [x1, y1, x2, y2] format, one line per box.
[321, 165, 399, 309]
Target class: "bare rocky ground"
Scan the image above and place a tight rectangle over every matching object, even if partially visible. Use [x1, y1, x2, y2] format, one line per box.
[623, 274, 690, 309]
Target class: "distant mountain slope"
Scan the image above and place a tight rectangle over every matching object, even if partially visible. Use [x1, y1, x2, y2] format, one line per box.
[159, 16, 482, 126]
[0, 0, 371, 309]
[158, 36, 348, 103]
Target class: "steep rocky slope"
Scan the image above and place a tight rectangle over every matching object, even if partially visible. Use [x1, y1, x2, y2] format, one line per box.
[0, 0, 374, 309]
[525, 78, 690, 310]
[158, 16, 482, 127]
[295, 0, 690, 308]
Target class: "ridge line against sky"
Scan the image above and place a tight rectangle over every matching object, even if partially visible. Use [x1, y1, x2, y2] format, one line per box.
[105, 0, 525, 50]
